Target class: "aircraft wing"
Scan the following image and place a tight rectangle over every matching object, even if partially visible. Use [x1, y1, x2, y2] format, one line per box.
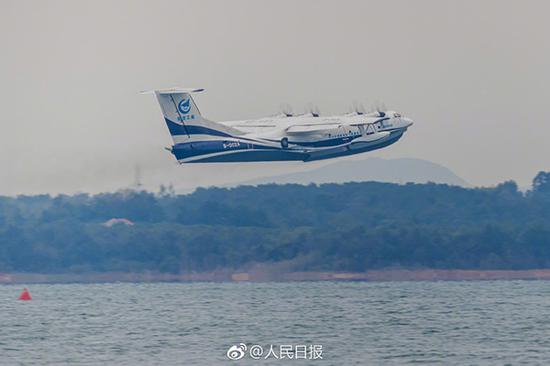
[285, 123, 341, 134]
[347, 119, 384, 126]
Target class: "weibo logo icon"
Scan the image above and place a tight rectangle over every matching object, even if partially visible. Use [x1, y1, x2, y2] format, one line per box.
[227, 344, 247, 360]
[178, 98, 191, 114]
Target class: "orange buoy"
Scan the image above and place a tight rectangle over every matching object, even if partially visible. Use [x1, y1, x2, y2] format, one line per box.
[18, 288, 32, 301]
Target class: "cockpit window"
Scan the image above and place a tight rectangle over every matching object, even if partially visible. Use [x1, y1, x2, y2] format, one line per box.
[394, 113, 401, 117]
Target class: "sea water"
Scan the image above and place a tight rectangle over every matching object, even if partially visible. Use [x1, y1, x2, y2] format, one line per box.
[1, 280, 550, 365]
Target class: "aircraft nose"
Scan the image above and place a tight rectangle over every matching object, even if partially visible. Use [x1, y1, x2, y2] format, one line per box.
[402, 117, 414, 127]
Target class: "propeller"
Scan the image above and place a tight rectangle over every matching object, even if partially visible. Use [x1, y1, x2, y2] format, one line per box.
[307, 102, 320, 117]
[351, 101, 367, 115]
[279, 103, 293, 117]
[372, 100, 387, 117]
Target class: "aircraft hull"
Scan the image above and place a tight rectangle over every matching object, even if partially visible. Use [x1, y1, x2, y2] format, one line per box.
[173, 129, 406, 163]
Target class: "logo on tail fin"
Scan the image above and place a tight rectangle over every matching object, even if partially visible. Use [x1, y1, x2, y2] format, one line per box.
[178, 98, 191, 114]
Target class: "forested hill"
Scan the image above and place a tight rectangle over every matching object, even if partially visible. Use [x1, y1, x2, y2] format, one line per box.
[1, 172, 550, 274]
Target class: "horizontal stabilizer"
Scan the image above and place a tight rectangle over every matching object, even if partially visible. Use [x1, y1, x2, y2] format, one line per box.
[140, 87, 205, 95]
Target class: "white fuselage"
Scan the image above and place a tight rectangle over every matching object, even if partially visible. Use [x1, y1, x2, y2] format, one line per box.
[146, 88, 413, 163]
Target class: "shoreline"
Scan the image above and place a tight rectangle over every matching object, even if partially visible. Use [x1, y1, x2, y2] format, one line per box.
[4, 269, 550, 284]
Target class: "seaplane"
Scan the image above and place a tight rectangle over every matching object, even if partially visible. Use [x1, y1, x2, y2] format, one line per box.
[142, 88, 413, 163]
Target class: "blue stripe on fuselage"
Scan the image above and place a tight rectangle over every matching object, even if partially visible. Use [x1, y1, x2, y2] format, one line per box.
[171, 140, 279, 160]
[290, 134, 361, 147]
[188, 150, 308, 163]
[173, 128, 406, 163]
[305, 129, 404, 161]
[165, 118, 234, 137]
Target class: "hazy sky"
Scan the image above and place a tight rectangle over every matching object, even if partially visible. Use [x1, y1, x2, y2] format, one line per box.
[1, 0, 549, 195]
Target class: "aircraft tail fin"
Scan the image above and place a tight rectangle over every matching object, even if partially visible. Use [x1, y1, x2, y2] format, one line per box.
[142, 88, 241, 142]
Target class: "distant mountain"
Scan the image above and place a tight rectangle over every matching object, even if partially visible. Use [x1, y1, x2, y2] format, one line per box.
[238, 157, 470, 187]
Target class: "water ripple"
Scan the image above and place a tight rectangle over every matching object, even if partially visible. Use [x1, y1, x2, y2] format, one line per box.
[1, 281, 550, 365]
